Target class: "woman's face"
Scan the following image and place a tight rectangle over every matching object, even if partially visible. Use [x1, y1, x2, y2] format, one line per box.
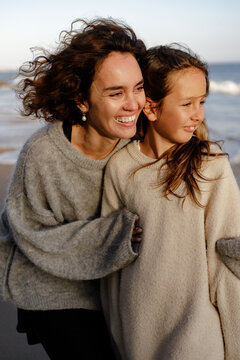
[82, 51, 145, 140]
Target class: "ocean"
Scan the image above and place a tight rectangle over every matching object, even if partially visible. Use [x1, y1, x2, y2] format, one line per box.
[0, 63, 240, 164]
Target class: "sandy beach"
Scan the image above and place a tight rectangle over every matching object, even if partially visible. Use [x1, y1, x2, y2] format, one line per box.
[0, 163, 48, 359]
[0, 159, 240, 359]
[231, 162, 240, 188]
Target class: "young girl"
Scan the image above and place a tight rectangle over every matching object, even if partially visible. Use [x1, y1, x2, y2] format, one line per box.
[100, 45, 240, 359]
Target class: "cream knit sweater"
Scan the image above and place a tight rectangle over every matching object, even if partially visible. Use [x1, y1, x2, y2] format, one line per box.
[101, 140, 240, 360]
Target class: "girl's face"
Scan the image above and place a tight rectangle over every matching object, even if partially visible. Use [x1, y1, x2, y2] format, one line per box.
[81, 51, 145, 141]
[151, 67, 207, 152]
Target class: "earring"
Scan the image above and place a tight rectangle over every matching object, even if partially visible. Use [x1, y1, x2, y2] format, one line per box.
[82, 113, 87, 122]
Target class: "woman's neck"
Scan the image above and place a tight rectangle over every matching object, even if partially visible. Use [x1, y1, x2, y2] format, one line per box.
[71, 124, 120, 160]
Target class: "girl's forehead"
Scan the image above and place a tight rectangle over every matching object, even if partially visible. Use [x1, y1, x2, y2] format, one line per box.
[168, 67, 203, 83]
[168, 68, 207, 95]
[167, 68, 207, 101]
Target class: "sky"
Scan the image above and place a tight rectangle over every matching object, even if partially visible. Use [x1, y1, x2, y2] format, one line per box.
[1, 0, 240, 70]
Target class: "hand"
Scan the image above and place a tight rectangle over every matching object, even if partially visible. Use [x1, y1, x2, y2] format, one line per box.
[131, 216, 142, 243]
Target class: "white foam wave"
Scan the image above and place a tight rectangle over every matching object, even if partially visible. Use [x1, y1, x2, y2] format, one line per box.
[0, 150, 19, 164]
[210, 81, 240, 95]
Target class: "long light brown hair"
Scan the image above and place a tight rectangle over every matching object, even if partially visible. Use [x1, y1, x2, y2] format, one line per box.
[135, 45, 226, 207]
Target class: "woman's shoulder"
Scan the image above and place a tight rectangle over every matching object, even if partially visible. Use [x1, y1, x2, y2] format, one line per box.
[10, 122, 64, 182]
[20, 122, 62, 160]
[20, 123, 51, 152]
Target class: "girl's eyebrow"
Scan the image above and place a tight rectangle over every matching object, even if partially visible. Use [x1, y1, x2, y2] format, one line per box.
[181, 93, 207, 100]
[104, 79, 144, 92]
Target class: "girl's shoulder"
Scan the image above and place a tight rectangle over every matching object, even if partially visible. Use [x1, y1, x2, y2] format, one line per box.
[107, 140, 139, 166]
[106, 140, 143, 180]
[108, 140, 157, 168]
[201, 143, 232, 179]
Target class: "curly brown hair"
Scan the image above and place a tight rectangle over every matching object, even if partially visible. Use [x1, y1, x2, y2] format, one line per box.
[134, 45, 226, 207]
[16, 18, 146, 125]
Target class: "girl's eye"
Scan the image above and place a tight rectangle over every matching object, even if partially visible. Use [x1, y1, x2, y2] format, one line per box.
[183, 102, 191, 107]
[200, 100, 206, 105]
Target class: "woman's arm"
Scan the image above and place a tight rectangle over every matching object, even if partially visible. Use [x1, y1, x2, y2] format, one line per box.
[0, 147, 139, 281]
[1, 198, 137, 281]
[216, 237, 240, 278]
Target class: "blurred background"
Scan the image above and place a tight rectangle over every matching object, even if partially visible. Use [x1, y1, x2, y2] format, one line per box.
[0, 0, 239, 358]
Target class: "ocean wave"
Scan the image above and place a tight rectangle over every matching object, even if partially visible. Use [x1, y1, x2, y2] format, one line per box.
[1, 76, 240, 96]
[0, 81, 11, 90]
[210, 81, 240, 95]
[0, 150, 19, 164]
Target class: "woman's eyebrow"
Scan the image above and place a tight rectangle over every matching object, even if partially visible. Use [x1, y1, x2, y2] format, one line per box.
[104, 79, 144, 92]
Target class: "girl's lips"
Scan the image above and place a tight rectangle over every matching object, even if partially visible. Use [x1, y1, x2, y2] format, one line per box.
[184, 125, 197, 132]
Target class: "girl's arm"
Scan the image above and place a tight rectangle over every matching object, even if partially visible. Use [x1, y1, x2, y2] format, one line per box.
[204, 156, 240, 359]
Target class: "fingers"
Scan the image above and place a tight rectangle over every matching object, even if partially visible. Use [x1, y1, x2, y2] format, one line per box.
[132, 226, 142, 235]
[131, 226, 142, 243]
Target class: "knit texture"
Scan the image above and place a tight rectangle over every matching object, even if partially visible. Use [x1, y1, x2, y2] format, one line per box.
[101, 140, 240, 360]
[217, 237, 240, 278]
[0, 122, 138, 310]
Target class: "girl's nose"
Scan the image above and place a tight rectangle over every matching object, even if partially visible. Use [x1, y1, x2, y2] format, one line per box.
[191, 104, 205, 122]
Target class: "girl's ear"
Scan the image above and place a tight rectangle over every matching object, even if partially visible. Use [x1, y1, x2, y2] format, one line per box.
[143, 98, 158, 122]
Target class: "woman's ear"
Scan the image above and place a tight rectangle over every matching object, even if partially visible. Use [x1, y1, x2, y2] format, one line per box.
[143, 98, 158, 122]
[75, 98, 89, 113]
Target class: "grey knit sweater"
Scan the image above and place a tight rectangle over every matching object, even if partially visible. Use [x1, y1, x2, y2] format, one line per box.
[0, 122, 138, 310]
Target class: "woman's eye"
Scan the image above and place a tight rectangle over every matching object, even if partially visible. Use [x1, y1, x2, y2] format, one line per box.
[109, 92, 122, 97]
[135, 85, 144, 92]
[200, 100, 206, 105]
[183, 103, 191, 107]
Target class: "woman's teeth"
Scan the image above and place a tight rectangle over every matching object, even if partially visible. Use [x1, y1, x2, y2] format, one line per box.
[115, 115, 135, 123]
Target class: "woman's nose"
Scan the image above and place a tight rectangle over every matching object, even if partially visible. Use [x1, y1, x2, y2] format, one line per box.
[123, 94, 139, 111]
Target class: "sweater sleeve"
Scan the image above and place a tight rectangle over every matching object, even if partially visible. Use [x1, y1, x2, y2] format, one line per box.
[101, 163, 124, 217]
[216, 237, 240, 278]
[3, 198, 137, 281]
[204, 156, 240, 358]
[2, 157, 138, 282]
[101, 157, 140, 254]
[101, 156, 132, 215]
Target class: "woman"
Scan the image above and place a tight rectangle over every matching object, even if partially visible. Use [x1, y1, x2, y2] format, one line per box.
[0, 18, 145, 359]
